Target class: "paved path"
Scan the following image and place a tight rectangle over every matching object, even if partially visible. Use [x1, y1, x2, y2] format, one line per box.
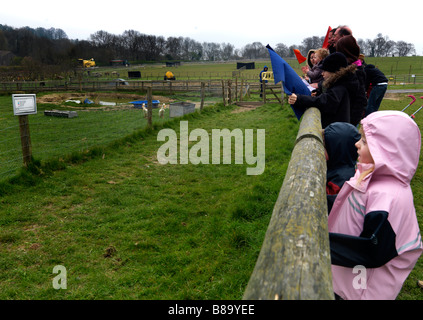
[387, 89, 423, 93]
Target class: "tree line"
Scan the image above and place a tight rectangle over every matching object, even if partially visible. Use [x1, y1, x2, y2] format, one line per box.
[274, 33, 416, 59]
[0, 24, 417, 69]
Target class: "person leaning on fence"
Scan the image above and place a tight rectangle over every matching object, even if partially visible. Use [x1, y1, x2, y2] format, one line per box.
[304, 48, 329, 88]
[327, 27, 337, 54]
[288, 52, 361, 129]
[328, 111, 423, 300]
[330, 25, 352, 53]
[301, 50, 315, 81]
[259, 66, 268, 97]
[336, 35, 368, 126]
[360, 56, 389, 117]
[323, 122, 360, 214]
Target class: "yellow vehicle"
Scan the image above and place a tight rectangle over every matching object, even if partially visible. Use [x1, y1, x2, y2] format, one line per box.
[164, 71, 176, 80]
[78, 58, 96, 68]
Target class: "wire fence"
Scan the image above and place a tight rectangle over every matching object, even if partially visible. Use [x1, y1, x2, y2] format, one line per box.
[0, 78, 261, 95]
[0, 102, 164, 181]
[2, 70, 418, 181]
[0, 79, 260, 182]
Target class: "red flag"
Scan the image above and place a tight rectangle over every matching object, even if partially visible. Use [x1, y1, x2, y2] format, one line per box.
[293, 49, 306, 64]
[322, 26, 332, 49]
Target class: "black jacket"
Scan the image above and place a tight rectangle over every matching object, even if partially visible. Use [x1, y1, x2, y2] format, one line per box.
[330, 210, 398, 268]
[364, 64, 388, 90]
[324, 122, 361, 212]
[293, 64, 361, 129]
[351, 65, 368, 126]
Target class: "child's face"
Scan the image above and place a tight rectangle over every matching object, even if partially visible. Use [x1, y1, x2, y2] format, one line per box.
[314, 53, 322, 63]
[355, 130, 374, 164]
[322, 70, 333, 79]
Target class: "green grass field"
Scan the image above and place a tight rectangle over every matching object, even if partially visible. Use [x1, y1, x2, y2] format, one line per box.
[92, 55, 423, 83]
[0, 99, 300, 299]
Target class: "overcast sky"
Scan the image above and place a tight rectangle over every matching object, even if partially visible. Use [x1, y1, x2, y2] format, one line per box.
[1, 0, 422, 55]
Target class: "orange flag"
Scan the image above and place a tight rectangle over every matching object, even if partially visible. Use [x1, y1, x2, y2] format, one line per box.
[293, 49, 306, 64]
[322, 26, 332, 49]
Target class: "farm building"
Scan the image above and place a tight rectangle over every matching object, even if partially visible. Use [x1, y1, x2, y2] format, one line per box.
[166, 61, 181, 67]
[128, 71, 141, 78]
[237, 62, 255, 70]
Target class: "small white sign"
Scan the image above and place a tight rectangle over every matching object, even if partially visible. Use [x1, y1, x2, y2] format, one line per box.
[13, 94, 37, 115]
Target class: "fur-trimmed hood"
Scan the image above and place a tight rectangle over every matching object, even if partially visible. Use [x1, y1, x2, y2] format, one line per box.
[323, 64, 357, 89]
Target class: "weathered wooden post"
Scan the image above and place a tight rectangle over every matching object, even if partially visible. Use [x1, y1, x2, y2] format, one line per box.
[221, 80, 226, 106]
[200, 82, 205, 110]
[235, 77, 238, 102]
[227, 80, 232, 105]
[18, 115, 32, 167]
[243, 107, 333, 300]
[147, 86, 153, 127]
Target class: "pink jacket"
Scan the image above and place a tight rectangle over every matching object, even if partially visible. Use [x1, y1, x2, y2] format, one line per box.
[328, 111, 423, 300]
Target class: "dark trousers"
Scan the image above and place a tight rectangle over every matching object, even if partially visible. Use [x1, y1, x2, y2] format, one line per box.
[365, 84, 387, 117]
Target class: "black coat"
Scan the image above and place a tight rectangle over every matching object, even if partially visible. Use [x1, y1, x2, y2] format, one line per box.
[293, 64, 361, 129]
[324, 122, 361, 213]
[351, 65, 368, 126]
[364, 64, 388, 90]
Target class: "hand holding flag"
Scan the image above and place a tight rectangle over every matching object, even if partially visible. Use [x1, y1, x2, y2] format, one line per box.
[266, 45, 311, 120]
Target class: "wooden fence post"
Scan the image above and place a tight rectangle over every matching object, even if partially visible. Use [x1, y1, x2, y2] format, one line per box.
[243, 107, 333, 300]
[227, 80, 232, 105]
[18, 115, 32, 166]
[221, 80, 226, 106]
[200, 82, 205, 110]
[235, 77, 238, 102]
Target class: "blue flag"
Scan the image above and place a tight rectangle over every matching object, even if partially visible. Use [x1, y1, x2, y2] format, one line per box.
[266, 44, 311, 120]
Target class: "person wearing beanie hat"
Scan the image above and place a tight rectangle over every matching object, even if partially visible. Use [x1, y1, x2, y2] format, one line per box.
[288, 52, 362, 128]
[336, 35, 368, 125]
[321, 52, 348, 73]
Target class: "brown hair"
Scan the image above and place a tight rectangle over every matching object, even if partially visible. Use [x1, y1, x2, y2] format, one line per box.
[336, 35, 360, 64]
[315, 48, 329, 60]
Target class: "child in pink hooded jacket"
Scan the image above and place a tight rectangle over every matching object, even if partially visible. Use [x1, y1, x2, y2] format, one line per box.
[328, 110, 423, 300]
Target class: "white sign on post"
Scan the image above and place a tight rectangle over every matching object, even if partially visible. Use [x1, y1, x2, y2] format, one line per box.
[13, 94, 37, 116]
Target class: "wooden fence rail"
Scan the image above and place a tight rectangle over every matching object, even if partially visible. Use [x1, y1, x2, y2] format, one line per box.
[243, 107, 333, 300]
[0, 79, 262, 95]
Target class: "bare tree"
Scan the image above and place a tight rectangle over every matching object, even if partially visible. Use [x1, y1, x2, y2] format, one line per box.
[202, 42, 221, 61]
[395, 41, 416, 56]
[242, 42, 267, 59]
[221, 43, 234, 61]
[275, 43, 289, 57]
[165, 36, 183, 60]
